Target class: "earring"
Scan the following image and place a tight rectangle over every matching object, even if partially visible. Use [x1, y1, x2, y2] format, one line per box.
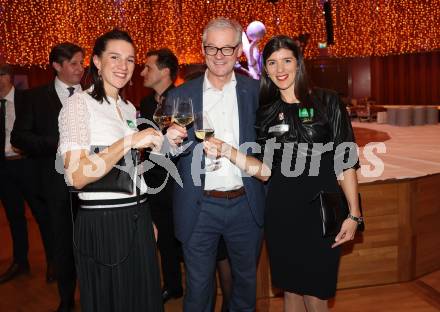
[97, 70, 102, 81]
[129, 80, 133, 86]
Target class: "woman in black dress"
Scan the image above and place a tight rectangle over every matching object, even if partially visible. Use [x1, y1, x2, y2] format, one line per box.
[204, 35, 362, 311]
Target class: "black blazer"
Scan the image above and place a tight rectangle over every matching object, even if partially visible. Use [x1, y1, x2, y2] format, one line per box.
[11, 81, 69, 201]
[9, 88, 26, 148]
[13, 88, 26, 113]
[11, 81, 63, 158]
[0, 88, 25, 160]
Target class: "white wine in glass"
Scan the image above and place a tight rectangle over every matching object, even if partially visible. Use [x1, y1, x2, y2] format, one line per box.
[195, 128, 215, 140]
[172, 97, 194, 127]
[194, 111, 216, 141]
[194, 111, 220, 171]
[153, 97, 174, 130]
[172, 115, 194, 127]
[172, 97, 194, 153]
[153, 115, 172, 130]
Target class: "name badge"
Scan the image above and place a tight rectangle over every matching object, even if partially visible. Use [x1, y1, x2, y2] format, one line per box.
[268, 124, 290, 134]
[299, 107, 314, 123]
[126, 120, 136, 128]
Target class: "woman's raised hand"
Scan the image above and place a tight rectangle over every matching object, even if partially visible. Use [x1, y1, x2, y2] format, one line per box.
[165, 123, 188, 147]
[132, 128, 164, 151]
[203, 137, 232, 159]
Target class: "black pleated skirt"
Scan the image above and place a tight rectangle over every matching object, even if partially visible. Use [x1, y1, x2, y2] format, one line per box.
[74, 201, 163, 312]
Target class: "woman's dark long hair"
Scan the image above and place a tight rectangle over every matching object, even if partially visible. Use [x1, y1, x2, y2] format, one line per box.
[88, 29, 134, 103]
[257, 35, 312, 134]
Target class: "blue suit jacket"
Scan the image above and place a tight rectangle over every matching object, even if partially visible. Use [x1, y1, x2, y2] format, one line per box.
[167, 74, 266, 243]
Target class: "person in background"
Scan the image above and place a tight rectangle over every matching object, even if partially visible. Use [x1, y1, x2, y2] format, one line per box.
[139, 48, 184, 303]
[11, 43, 84, 312]
[0, 64, 53, 284]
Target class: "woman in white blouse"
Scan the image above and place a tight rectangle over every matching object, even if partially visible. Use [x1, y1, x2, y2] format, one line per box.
[59, 29, 164, 311]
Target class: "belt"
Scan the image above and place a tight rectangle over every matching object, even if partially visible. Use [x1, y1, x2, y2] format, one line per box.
[204, 187, 245, 200]
[79, 194, 148, 209]
[4, 155, 25, 161]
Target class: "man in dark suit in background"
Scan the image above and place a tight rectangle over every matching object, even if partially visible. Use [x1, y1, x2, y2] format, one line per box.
[11, 43, 84, 312]
[0, 64, 53, 284]
[139, 48, 184, 303]
[166, 18, 266, 312]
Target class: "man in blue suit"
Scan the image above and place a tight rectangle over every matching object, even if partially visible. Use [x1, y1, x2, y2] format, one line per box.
[166, 18, 265, 312]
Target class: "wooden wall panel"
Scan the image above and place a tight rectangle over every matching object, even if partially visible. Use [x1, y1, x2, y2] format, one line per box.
[371, 56, 382, 102]
[409, 55, 417, 105]
[414, 175, 440, 277]
[397, 181, 415, 281]
[388, 56, 397, 104]
[256, 241, 271, 298]
[310, 51, 439, 106]
[419, 54, 427, 104]
[350, 57, 371, 99]
[338, 183, 400, 288]
[371, 51, 440, 105]
[307, 58, 349, 97]
[431, 55, 439, 103]
[398, 55, 408, 103]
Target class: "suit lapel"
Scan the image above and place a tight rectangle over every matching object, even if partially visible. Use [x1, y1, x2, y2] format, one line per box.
[190, 76, 205, 187]
[13, 89, 22, 108]
[193, 76, 204, 115]
[236, 75, 249, 146]
[13, 89, 21, 103]
[47, 82, 63, 114]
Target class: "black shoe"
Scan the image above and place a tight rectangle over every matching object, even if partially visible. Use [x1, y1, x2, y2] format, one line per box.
[0, 262, 30, 284]
[55, 300, 75, 312]
[46, 263, 56, 283]
[162, 288, 183, 303]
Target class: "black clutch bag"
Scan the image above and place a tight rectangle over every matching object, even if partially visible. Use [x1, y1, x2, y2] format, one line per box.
[313, 191, 364, 237]
[69, 146, 138, 194]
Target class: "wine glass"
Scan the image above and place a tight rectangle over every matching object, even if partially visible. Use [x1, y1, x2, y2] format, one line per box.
[194, 111, 220, 171]
[172, 97, 194, 153]
[194, 111, 215, 141]
[148, 98, 173, 155]
[172, 97, 194, 127]
[153, 97, 173, 131]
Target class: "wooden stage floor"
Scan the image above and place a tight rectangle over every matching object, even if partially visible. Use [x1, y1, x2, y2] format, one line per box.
[0, 205, 439, 311]
[352, 122, 440, 184]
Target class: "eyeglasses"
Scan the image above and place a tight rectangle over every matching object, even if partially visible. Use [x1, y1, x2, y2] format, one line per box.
[203, 45, 239, 56]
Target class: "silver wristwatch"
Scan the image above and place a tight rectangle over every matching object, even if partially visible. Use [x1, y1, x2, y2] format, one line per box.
[348, 214, 364, 225]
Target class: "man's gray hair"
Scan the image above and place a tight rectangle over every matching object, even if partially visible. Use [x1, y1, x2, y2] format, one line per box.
[202, 17, 243, 45]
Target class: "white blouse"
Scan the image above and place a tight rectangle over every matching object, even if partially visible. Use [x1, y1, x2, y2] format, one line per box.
[58, 89, 147, 200]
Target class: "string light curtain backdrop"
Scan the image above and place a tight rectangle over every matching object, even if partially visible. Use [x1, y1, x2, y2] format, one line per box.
[1, 0, 439, 66]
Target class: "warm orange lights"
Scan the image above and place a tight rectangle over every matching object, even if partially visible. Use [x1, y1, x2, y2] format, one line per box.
[0, 0, 439, 67]
[328, 0, 440, 57]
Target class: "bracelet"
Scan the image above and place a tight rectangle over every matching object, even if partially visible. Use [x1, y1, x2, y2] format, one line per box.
[348, 214, 364, 225]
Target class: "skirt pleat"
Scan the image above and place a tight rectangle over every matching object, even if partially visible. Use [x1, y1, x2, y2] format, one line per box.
[74, 202, 163, 312]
